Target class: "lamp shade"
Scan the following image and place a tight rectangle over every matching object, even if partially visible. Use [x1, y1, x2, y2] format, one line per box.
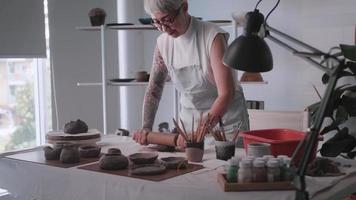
[223, 9, 273, 72]
[223, 35, 273, 72]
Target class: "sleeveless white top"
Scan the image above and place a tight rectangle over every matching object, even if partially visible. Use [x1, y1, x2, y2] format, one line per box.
[157, 17, 249, 136]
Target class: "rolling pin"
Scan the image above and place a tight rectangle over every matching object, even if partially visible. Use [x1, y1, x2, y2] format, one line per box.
[146, 132, 178, 147]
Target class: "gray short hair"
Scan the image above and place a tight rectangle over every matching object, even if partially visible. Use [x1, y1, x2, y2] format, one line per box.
[144, 0, 184, 15]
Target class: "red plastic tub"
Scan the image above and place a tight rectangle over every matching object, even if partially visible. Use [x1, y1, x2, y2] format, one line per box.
[240, 129, 320, 165]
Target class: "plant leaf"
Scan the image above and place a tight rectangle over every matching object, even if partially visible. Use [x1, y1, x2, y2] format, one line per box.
[337, 70, 354, 78]
[340, 44, 356, 61]
[320, 127, 356, 157]
[322, 73, 329, 84]
[340, 93, 356, 116]
[307, 102, 320, 126]
[320, 121, 339, 135]
[346, 61, 356, 74]
[335, 105, 349, 124]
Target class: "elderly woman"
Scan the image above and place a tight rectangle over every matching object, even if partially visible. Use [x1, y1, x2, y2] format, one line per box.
[133, 0, 249, 147]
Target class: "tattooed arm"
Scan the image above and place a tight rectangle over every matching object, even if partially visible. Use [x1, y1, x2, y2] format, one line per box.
[133, 45, 169, 145]
[142, 45, 168, 129]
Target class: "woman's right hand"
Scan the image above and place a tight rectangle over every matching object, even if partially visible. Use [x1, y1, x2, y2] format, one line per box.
[132, 128, 150, 145]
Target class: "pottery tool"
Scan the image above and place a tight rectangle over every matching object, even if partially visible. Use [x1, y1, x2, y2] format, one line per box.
[232, 120, 244, 143]
[191, 115, 195, 143]
[172, 118, 188, 142]
[218, 117, 227, 141]
[180, 119, 189, 140]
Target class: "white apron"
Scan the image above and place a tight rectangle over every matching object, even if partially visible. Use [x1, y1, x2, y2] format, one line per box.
[163, 18, 249, 139]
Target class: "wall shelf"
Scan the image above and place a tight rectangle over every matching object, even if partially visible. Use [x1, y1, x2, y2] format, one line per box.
[76, 22, 232, 31]
[77, 81, 268, 86]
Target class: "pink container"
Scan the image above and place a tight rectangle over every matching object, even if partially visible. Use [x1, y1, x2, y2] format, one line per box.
[240, 129, 321, 165]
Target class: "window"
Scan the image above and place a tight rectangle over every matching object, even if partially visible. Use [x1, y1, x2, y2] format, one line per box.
[0, 0, 51, 153]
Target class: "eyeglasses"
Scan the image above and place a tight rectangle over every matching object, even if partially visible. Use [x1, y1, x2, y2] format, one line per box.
[151, 4, 183, 30]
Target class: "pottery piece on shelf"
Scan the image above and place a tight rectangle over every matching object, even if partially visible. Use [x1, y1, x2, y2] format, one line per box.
[60, 144, 80, 164]
[99, 153, 129, 170]
[115, 128, 130, 136]
[43, 146, 62, 160]
[240, 72, 264, 82]
[135, 71, 149, 82]
[128, 152, 158, 165]
[63, 119, 88, 134]
[79, 145, 101, 158]
[130, 164, 166, 175]
[138, 18, 153, 25]
[88, 8, 106, 26]
[160, 157, 188, 169]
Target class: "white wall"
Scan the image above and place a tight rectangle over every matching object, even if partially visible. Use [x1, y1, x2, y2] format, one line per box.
[185, 0, 356, 111]
[117, 0, 175, 132]
[48, 0, 356, 134]
[48, 0, 119, 133]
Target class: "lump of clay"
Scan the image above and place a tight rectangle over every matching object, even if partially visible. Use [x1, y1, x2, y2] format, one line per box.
[79, 145, 101, 158]
[43, 146, 62, 160]
[60, 144, 80, 164]
[64, 119, 88, 134]
[307, 157, 342, 176]
[99, 148, 128, 170]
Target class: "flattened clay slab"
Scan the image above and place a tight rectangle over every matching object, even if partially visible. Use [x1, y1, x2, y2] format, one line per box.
[130, 164, 166, 175]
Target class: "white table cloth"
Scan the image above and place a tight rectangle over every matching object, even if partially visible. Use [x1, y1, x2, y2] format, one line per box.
[1, 135, 355, 200]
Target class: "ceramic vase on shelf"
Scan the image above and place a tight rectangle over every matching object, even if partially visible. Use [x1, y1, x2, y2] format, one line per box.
[240, 72, 264, 82]
[88, 8, 106, 26]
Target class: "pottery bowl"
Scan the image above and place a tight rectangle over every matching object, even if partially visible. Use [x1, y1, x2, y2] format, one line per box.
[43, 146, 62, 160]
[215, 141, 235, 161]
[185, 147, 204, 162]
[60, 144, 80, 164]
[160, 157, 188, 169]
[107, 148, 122, 155]
[128, 152, 158, 165]
[138, 18, 153, 25]
[99, 154, 129, 170]
[79, 145, 101, 158]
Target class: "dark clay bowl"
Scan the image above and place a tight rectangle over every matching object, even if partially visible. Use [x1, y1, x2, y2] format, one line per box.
[43, 146, 62, 160]
[107, 148, 122, 155]
[79, 145, 101, 158]
[160, 157, 188, 169]
[138, 18, 153, 25]
[99, 154, 129, 170]
[128, 152, 158, 165]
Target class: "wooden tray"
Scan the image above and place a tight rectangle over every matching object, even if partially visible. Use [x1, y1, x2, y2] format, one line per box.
[217, 174, 295, 191]
[46, 129, 101, 141]
[78, 162, 204, 182]
[5, 150, 101, 168]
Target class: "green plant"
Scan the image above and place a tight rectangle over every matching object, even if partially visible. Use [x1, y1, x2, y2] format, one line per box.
[5, 84, 36, 151]
[308, 44, 356, 158]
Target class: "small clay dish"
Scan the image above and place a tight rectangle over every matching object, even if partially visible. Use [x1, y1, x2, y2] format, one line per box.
[99, 153, 129, 170]
[138, 18, 153, 25]
[160, 157, 188, 169]
[107, 148, 122, 155]
[79, 145, 101, 158]
[128, 152, 158, 165]
[43, 146, 62, 160]
[130, 164, 166, 175]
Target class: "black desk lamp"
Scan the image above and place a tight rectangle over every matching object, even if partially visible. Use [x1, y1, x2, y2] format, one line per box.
[223, 0, 348, 199]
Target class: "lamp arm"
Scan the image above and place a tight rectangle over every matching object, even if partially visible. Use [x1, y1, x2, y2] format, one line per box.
[295, 63, 341, 200]
[265, 25, 330, 73]
[262, 24, 345, 200]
